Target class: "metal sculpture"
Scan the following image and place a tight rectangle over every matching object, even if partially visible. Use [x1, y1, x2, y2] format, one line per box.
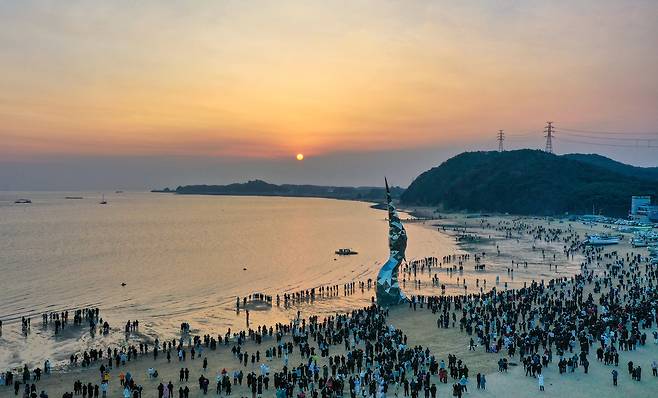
[376, 178, 407, 306]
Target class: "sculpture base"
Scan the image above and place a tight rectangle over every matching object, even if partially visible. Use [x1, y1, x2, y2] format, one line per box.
[376, 258, 407, 307]
[376, 284, 407, 307]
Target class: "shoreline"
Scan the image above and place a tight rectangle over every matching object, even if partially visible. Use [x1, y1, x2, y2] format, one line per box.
[0, 204, 455, 371]
[2, 213, 657, 398]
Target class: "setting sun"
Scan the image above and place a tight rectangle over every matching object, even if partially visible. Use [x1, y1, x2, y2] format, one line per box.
[296, 153, 304, 161]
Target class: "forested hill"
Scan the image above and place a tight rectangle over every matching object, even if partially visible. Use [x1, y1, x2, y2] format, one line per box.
[154, 179, 404, 201]
[563, 153, 658, 182]
[400, 150, 657, 217]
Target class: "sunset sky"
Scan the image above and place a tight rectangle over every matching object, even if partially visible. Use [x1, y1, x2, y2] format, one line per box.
[1, 0, 657, 190]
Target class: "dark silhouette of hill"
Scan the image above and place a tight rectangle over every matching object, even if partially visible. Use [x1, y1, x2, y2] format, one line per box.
[563, 153, 658, 182]
[154, 179, 403, 201]
[401, 150, 657, 217]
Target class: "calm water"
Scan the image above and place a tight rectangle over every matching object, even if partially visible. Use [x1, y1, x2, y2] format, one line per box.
[0, 193, 580, 369]
[0, 192, 460, 368]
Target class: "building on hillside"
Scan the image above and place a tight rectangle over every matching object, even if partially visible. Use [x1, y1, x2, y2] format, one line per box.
[630, 195, 658, 223]
[631, 195, 652, 215]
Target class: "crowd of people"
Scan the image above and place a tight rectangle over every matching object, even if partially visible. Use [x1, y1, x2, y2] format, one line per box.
[2, 217, 657, 398]
[409, 219, 658, 392]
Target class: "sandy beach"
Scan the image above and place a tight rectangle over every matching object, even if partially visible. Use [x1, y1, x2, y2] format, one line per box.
[4, 1, 658, 396]
[2, 212, 657, 398]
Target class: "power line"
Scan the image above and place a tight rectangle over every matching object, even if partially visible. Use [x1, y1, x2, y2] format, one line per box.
[559, 127, 658, 136]
[505, 132, 536, 138]
[544, 122, 554, 153]
[555, 130, 658, 142]
[481, 123, 658, 151]
[554, 136, 658, 148]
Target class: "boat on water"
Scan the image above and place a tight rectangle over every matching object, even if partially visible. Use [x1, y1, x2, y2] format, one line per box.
[65, 196, 84, 200]
[335, 248, 358, 255]
[14, 198, 32, 204]
[99, 194, 108, 205]
[585, 234, 621, 245]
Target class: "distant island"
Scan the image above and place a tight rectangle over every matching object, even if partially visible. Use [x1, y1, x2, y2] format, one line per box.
[154, 151, 658, 218]
[152, 179, 404, 202]
[401, 149, 658, 217]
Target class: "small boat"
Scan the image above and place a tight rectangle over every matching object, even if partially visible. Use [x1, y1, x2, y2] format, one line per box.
[65, 196, 84, 200]
[115, 190, 123, 193]
[631, 237, 648, 248]
[100, 194, 108, 205]
[585, 234, 621, 246]
[335, 248, 358, 255]
[14, 199, 31, 204]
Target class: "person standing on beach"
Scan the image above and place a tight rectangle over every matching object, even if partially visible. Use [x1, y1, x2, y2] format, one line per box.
[100, 382, 108, 398]
[458, 376, 468, 393]
[612, 369, 618, 386]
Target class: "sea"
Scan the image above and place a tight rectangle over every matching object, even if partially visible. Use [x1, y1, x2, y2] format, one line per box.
[0, 192, 578, 369]
[0, 192, 458, 369]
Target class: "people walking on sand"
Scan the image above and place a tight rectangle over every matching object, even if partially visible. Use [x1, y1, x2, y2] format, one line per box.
[458, 376, 468, 393]
[6, 217, 658, 398]
[612, 369, 618, 386]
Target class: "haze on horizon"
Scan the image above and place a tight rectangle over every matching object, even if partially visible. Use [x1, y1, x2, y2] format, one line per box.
[1, 0, 657, 191]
